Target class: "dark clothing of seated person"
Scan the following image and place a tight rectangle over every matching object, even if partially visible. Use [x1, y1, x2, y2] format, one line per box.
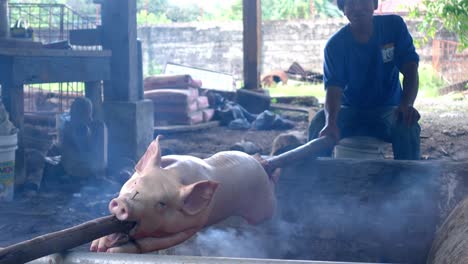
[308, 0, 421, 160]
[61, 97, 107, 178]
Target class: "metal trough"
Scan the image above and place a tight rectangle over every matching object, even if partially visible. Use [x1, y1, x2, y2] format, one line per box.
[275, 158, 468, 263]
[26, 252, 382, 264]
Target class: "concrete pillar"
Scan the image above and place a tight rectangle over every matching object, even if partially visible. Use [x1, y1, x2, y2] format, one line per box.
[101, 0, 139, 102]
[103, 100, 153, 167]
[99, 0, 154, 166]
[0, 0, 9, 38]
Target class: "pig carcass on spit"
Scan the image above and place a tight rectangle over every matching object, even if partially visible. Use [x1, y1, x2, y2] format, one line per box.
[90, 136, 277, 253]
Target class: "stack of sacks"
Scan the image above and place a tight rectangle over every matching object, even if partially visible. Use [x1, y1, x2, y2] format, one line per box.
[144, 75, 214, 125]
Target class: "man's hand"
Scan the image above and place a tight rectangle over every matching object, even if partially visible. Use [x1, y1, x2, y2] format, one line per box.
[319, 123, 340, 143]
[396, 105, 420, 126]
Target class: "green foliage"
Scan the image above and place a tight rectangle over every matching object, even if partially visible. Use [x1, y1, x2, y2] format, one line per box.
[137, 10, 171, 25]
[137, 0, 169, 16]
[146, 63, 164, 77]
[262, 0, 309, 20]
[398, 63, 448, 98]
[410, 0, 468, 49]
[417, 63, 449, 98]
[11, 0, 343, 25]
[217, 0, 242, 21]
[165, 4, 201, 23]
[225, 0, 341, 21]
[314, 0, 343, 18]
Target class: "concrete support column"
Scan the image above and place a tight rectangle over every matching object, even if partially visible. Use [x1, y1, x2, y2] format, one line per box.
[0, 0, 9, 38]
[99, 0, 153, 167]
[101, 0, 139, 102]
[103, 100, 153, 167]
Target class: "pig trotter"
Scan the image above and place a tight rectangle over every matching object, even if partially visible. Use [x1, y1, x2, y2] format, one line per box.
[90, 233, 130, 252]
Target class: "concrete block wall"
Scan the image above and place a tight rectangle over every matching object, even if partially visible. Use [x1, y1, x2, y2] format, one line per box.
[138, 17, 443, 81]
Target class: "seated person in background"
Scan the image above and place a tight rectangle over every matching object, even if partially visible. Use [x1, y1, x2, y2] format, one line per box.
[308, 0, 421, 160]
[61, 97, 107, 178]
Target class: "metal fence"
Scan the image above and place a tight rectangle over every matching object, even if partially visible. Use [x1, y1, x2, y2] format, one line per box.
[8, 3, 101, 129]
[8, 3, 98, 48]
[432, 39, 468, 86]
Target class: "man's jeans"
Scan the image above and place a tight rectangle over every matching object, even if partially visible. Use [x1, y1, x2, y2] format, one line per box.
[308, 106, 421, 160]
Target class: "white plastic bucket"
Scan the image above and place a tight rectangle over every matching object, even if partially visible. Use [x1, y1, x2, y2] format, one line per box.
[0, 133, 18, 201]
[334, 136, 389, 159]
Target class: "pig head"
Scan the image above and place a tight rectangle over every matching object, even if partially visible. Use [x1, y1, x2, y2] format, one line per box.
[91, 136, 276, 253]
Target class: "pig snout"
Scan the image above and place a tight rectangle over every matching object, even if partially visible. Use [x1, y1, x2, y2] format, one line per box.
[109, 198, 131, 221]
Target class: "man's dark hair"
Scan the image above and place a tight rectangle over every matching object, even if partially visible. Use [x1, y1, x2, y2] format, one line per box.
[337, 0, 379, 11]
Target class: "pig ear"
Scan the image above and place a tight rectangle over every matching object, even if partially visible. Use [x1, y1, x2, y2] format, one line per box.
[180, 181, 219, 216]
[135, 135, 163, 173]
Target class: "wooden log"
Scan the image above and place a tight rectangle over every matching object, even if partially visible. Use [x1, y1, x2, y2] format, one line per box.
[427, 197, 468, 264]
[267, 136, 334, 170]
[0, 216, 134, 264]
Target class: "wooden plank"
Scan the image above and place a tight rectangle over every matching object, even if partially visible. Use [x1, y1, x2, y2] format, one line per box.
[101, 0, 139, 102]
[69, 28, 103, 46]
[0, 39, 43, 49]
[242, 0, 261, 90]
[270, 103, 310, 113]
[12, 56, 111, 85]
[0, 48, 111, 57]
[154, 121, 219, 134]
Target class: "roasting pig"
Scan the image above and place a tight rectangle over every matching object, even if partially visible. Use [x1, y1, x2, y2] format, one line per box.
[90, 136, 276, 253]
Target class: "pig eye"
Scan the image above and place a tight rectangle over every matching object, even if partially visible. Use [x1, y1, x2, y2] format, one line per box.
[157, 201, 167, 209]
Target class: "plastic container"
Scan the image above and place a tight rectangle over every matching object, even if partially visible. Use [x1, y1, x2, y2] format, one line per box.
[0, 133, 18, 201]
[334, 136, 389, 159]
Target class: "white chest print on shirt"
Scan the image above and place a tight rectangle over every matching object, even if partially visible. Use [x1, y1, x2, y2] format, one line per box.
[381, 43, 395, 63]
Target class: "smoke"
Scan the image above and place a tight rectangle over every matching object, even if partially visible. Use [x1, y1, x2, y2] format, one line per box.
[175, 227, 269, 258]
[173, 218, 303, 259]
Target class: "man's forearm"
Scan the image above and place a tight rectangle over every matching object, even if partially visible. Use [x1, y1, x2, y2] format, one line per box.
[400, 62, 419, 106]
[324, 86, 342, 125]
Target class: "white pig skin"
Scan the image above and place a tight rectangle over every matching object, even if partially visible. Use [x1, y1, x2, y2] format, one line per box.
[90, 136, 276, 253]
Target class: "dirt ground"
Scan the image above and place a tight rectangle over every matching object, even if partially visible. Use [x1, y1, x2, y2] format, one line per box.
[1, 92, 467, 258]
[160, 93, 468, 162]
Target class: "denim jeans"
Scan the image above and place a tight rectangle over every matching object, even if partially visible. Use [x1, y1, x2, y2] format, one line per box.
[308, 106, 421, 160]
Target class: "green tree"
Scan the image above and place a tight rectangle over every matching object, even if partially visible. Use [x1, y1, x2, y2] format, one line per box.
[137, 0, 169, 15]
[165, 4, 201, 22]
[224, 0, 341, 21]
[410, 0, 468, 49]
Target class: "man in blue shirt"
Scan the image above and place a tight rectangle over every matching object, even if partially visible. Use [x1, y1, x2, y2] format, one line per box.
[308, 0, 421, 160]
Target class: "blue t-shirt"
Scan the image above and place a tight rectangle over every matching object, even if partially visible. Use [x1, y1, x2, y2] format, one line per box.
[323, 15, 419, 108]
